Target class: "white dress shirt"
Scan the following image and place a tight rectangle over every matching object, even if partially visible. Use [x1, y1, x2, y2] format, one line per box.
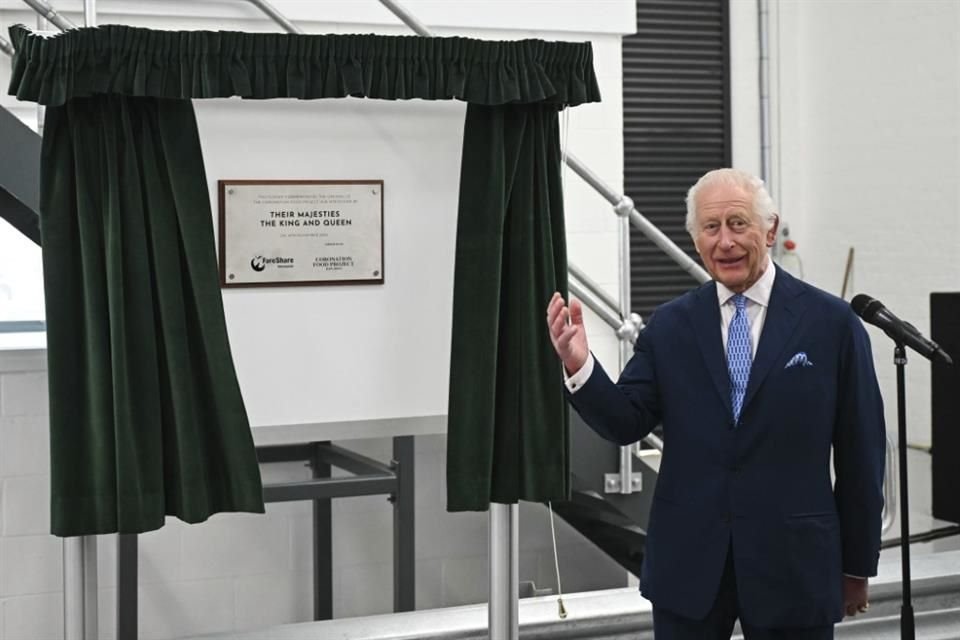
[716, 255, 776, 360]
[565, 256, 776, 393]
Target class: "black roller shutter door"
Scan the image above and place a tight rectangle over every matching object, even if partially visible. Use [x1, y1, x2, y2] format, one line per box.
[624, 0, 731, 319]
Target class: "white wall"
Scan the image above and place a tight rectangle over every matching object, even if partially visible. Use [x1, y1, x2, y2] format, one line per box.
[744, 0, 960, 446]
[729, 0, 761, 180]
[0, 1, 633, 638]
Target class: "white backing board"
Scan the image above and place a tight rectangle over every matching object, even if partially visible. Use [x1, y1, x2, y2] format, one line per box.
[195, 98, 465, 440]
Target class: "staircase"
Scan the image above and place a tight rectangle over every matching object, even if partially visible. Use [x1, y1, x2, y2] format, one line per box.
[551, 410, 659, 578]
[0, 105, 41, 246]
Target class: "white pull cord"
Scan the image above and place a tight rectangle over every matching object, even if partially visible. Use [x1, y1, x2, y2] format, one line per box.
[547, 501, 567, 618]
[551, 108, 571, 620]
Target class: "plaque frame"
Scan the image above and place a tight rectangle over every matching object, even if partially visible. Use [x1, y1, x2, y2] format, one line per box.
[218, 179, 385, 288]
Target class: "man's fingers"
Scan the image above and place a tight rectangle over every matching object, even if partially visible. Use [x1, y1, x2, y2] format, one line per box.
[550, 309, 568, 338]
[569, 298, 584, 327]
[546, 294, 566, 329]
[555, 325, 577, 350]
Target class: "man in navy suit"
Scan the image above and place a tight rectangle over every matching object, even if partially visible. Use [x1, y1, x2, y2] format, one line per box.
[546, 169, 885, 639]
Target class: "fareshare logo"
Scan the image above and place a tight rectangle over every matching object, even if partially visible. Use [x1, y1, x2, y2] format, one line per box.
[251, 255, 295, 272]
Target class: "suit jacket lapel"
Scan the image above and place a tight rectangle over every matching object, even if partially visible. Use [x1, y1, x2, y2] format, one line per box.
[741, 266, 809, 414]
[691, 282, 734, 417]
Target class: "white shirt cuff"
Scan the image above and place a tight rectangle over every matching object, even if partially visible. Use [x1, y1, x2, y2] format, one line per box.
[564, 354, 595, 393]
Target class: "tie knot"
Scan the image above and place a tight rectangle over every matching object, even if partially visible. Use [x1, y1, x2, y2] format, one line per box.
[733, 294, 747, 311]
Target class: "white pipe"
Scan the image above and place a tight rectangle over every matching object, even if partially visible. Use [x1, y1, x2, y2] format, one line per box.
[568, 262, 620, 315]
[617, 211, 635, 493]
[489, 504, 519, 639]
[246, 0, 303, 34]
[758, 0, 772, 192]
[63, 537, 97, 640]
[21, 0, 76, 31]
[379, 0, 432, 37]
[568, 278, 619, 332]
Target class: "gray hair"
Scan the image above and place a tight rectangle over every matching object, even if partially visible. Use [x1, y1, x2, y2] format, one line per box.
[684, 168, 777, 235]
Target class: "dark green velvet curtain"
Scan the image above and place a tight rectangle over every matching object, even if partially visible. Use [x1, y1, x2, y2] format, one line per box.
[8, 25, 600, 532]
[40, 96, 265, 535]
[447, 103, 570, 510]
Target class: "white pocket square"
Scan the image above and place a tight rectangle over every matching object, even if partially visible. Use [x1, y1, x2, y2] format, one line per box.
[785, 352, 814, 368]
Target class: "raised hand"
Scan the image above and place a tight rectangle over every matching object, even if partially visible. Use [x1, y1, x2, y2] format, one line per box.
[546, 292, 590, 375]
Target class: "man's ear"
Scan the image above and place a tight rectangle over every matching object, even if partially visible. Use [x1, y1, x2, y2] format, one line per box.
[766, 213, 780, 247]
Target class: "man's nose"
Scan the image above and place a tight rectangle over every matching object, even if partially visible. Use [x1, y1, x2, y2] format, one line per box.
[718, 227, 736, 249]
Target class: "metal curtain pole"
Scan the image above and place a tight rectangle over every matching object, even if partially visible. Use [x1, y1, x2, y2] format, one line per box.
[63, 2, 98, 638]
[489, 503, 519, 639]
[374, 3, 522, 636]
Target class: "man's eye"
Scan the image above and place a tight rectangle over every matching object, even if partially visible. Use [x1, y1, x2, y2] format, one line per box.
[730, 219, 748, 230]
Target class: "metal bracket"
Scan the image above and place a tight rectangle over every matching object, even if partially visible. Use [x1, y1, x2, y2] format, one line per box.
[613, 195, 635, 217]
[604, 472, 643, 494]
[615, 312, 644, 346]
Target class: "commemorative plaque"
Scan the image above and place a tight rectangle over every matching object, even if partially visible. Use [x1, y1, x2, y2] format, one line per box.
[219, 180, 384, 287]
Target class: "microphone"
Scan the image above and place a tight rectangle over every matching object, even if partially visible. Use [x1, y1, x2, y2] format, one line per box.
[851, 294, 953, 365]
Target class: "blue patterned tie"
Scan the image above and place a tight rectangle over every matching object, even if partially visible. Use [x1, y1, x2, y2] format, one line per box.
[727, 294, 752, 422]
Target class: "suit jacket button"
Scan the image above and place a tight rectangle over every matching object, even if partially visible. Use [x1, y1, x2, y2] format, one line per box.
[722, 514, 731, 524]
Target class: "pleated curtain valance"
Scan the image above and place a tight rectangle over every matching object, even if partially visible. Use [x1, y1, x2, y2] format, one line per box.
[7, 24, 601, 107]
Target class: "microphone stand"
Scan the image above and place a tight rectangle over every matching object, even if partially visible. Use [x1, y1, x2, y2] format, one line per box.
[894, 343, 915, 640]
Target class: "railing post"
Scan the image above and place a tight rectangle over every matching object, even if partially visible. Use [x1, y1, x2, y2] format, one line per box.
[617, 196, 635, 494]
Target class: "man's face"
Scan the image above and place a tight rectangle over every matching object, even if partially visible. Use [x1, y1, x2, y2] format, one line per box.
[692, 182, 778, 293]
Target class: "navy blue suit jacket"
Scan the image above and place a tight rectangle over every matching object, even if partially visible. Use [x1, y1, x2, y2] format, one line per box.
[568, 267, 885, 628]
